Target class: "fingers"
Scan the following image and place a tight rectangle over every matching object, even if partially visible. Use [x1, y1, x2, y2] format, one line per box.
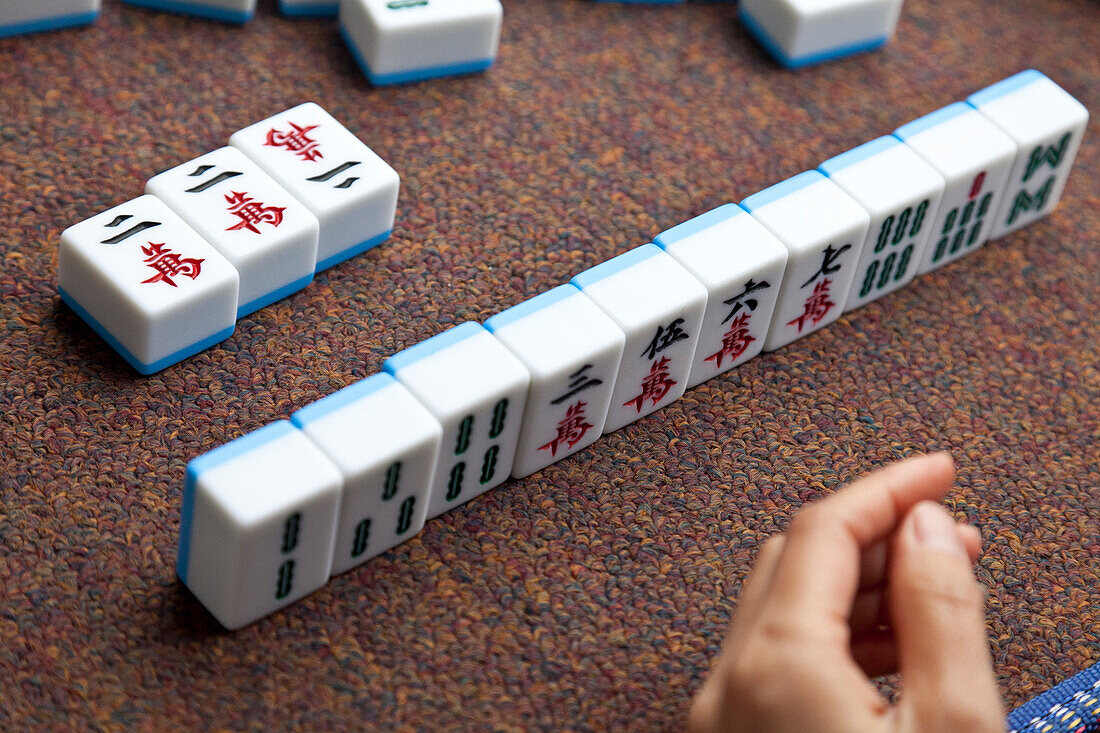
[688, 537, 787, 733]
[860, 524, 979, 590]
[761, 452, 957, 629]
[891, 502, 1002, 731]
[725, 536, 786, 643]
[851, 522, 981, 634]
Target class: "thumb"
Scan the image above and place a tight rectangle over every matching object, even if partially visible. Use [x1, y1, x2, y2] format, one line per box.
[890, 502, 1002, 731]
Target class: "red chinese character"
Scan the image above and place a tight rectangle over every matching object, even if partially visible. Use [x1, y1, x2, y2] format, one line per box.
[787, 278, 835, 333]
[706, 312, 754, 369]
[140, 242, 204, 288]
[265, 121, 322, 162]
[538, 401, 593, 457]
[224, 191, 286, 234]
[623, 356, 677, 413]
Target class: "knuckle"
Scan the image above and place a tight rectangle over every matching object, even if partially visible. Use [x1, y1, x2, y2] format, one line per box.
[723, 630, 794, 696]
[899, 566, 985, 613]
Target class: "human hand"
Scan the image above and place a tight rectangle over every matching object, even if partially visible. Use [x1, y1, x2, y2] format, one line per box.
[688, 453, 1002, 733]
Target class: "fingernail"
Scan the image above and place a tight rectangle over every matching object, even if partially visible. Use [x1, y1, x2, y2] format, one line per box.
[912, 502, 968, 559]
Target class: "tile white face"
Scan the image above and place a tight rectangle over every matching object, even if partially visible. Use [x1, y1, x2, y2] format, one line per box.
[894, 102, 1017, 274]
[178, 421, 343, 630]
[291, 373, 442, 575]
[571, 244, 707, 433]
[967, 70, 1089, 239]
[741, 172, 869, 351]
[58, 195, 239, 375]
[655, 204, 788, 387]
[738, 0, 902, 69]
[819, 136, 946, 312]
[0, 0, 99, 38]
[229, 103, 400, 271]
[119, 0, 255, 24]
[146, 147, 319, 319]
[339, 0, 503, 86]
[384, 322, 530, 519]
[485, 285, 626, 478]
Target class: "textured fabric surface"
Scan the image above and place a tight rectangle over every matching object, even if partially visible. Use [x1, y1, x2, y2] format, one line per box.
[1, 0, 1098, 728]
[1008, 661, 1100, 733]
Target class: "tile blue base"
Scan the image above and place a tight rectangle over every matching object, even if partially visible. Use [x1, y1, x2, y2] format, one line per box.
[738, 7, 887, 69]
[120, 0, 253, 24]
[59, 288, 235, 375]
[0, 10, 98, 39]
[315, 229, 391, 272]
[278, 0, 337, 17]
[235, 272, 314, 319]
[340, 24, 493, 86]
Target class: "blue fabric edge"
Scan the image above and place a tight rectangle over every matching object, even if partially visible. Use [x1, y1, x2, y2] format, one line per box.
[484, 284, 580, 333]
[59, 287, 235, 375]
[1007, 662, 1100, 732]
[0, 10, 99, 38]
[339, 24, 494, 86]
[291, 373, 397, 426]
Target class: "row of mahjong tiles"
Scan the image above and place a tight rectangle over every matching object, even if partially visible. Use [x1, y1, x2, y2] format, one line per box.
[177, 69, 1087, 629]
[58, 102, 400, 375]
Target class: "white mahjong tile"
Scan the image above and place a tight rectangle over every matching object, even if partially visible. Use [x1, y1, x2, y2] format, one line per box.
[178, 421, 342, 629]
[655, 204, 788, 386]
[339, 0, 503, 85]
[571, 244, 707, 433]
[894, 102, 1017, 273]
[738, 0, 902, 69]
[147, 147, 319, 318]
[741, 171, 869, 351]
[384, 322, 530, 519]
[230, 103, 400, 271]
[291, 373, 442, 575]
[967, 70, 1089, 239]
[58, 194, 239, 374]
[819, 135, 946, 311]
[485, 284, 625, 478]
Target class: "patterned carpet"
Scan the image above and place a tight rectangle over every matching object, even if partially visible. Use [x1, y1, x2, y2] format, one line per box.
[0, 0, 1097, 728]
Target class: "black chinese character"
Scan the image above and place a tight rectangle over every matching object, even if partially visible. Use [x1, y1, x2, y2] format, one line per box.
[641, 318, 689, 360]
[550, 364, 603, 405]
[801, 243, 852, 288]
[721, 278, 771, 324]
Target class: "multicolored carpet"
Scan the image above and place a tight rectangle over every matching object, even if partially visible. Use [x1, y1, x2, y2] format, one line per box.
[0, 0, 1096, 728]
